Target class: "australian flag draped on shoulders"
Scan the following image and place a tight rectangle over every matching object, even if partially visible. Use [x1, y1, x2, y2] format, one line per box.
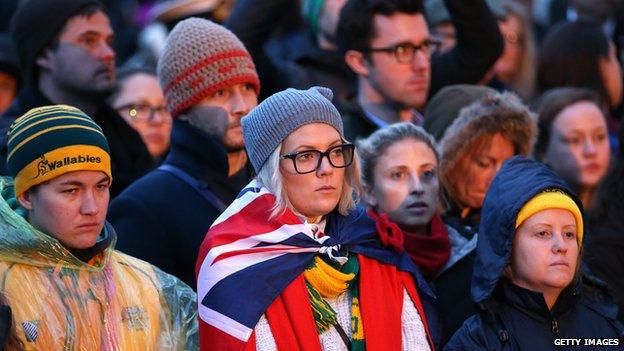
[196, 179, 441, 350]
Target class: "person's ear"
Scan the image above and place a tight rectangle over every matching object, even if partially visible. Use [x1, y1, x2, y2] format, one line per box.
[17, 191, 34, 211]
[345, 50, 371, 77]
[503, 264, 514, 280]
[35, 48, 54, 71]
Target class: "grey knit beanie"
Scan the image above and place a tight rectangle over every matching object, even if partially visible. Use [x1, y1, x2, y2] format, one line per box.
[242, 86, 344, 173]
[157, 17, 260, 117]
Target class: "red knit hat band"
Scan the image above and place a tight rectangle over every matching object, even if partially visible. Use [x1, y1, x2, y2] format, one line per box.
[157, 17, 260, 117]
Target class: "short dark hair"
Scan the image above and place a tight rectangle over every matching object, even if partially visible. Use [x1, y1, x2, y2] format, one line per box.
[47, 3, 104, 50]
[336, 0, 424, 54]
[537, 20, 611, 106]
[533, 87, 605, 160]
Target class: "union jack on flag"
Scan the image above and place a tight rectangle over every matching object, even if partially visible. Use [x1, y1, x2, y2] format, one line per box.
[196, 179, 364, 348]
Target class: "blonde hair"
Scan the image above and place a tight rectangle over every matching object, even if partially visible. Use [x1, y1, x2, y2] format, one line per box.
[257, 144, 362, 219]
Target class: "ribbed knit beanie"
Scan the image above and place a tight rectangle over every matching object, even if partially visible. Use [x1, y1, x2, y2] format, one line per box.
[10, 0, 102, 84]
[7, 105, 112, 198]
[157, 17, 260, 117]
[242, 86, 344, 173]
[515, 190, 584, 245]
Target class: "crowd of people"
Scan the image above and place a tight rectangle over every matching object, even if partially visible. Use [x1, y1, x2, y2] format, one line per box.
[0, 0, 623, 349]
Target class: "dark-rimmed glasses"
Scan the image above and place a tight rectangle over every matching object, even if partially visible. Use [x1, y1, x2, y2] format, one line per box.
[363, 39, 442, 63]
[116, 103, 172, 123]
[281, 144, 355, 174]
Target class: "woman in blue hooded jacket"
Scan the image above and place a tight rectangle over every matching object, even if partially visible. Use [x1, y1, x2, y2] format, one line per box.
[445, 156, 623, 350]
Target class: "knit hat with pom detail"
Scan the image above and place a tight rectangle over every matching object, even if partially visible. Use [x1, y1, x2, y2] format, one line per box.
[7, 105, 112, 198]
[157, 17, 260, 117]
[242, 86, 344, 173]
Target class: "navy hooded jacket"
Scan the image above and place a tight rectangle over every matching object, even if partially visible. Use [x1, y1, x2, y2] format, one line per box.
[445, 156, 624, 350]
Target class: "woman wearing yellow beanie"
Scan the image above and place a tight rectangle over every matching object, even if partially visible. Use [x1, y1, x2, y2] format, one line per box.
[445, 156, 623, 350]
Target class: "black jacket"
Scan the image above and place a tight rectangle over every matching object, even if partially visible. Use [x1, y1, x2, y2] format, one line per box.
[0, 85, 153, 197]
[434, 211, 480, 344]
[108, 119, 253, 289]
[445, 157, 624, 350]
[586, 213, 624, 323]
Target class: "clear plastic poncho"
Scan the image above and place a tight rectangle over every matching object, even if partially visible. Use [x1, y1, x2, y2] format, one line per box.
[0, 177, 198, 350]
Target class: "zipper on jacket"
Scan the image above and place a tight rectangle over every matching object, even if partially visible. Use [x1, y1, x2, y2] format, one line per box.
[551, 318, 559, 334]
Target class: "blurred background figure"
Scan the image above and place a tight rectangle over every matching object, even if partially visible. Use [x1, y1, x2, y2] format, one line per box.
[225, 0, 353, 102]
[534, 87, 611, 209]
[0, 35, 20, 115]
[533, 0, 624, 54]
[488, 0, 537, 101]
[587, 123, 624, 323]
[358, 122, 452, 281]
[124, 0, 237, 70]
[424, 87, 536, 342]
[426, 0, 537, 100]
[425, 0, 507, 53]
[537, 20, 623, 136]
[110, 66, 172, 163]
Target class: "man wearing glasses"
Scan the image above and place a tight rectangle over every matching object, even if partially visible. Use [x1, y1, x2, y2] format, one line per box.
[108, 18, 260, 289]
[336, 0, 504, 141]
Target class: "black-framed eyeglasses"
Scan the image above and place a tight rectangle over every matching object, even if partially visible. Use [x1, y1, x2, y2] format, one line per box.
[281, 143, 355, 174]
[116, 103, 172, 123]
[363, 39, 442, 63]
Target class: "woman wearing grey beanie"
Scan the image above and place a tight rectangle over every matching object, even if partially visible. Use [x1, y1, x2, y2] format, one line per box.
[196, 86, 440, 350]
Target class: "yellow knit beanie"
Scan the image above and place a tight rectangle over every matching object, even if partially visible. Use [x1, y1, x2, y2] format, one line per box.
[515, 190, 583, 245]
[7, 105, 112, 198]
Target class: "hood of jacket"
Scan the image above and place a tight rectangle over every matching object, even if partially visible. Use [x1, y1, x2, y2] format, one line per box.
[0, 177, 115, 271]
[471, 156, 583, 304]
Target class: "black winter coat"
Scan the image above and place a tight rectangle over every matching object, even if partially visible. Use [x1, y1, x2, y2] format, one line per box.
[586, 214, 624, 323]
[445, 157, 624, 350]
[108, 119, 253, 289]
[434, 212, 479, 344]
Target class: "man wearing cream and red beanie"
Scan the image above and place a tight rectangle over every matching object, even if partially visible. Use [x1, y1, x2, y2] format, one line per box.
[109, 17, 260, 289]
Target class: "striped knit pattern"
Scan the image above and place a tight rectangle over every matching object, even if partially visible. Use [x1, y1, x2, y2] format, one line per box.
[303, 254, 366, 350]
[7, 105, 111, 196]
[157, 17, 260, 117]
[241, 86, 344, 172]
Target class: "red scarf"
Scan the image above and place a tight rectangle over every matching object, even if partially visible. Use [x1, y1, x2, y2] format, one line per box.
[402, 214, 451, 280]
[369, 209, 451, 280]
[238, 254, 435, 351]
